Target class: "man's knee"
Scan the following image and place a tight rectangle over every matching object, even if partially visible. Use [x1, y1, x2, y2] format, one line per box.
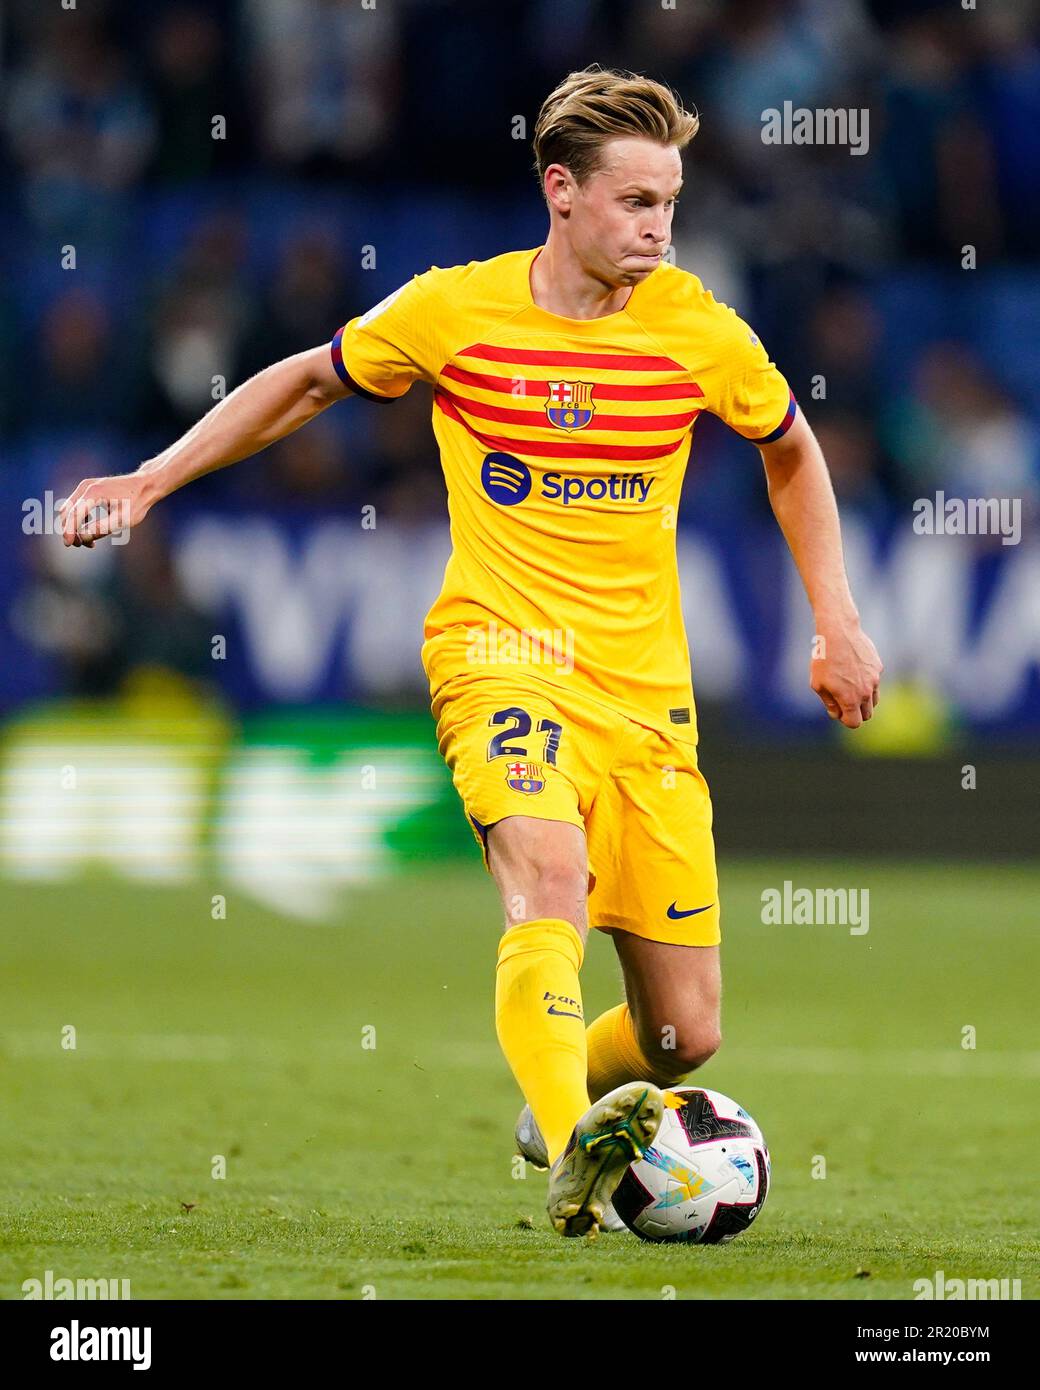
[639, 1018, 722, 1078]
[532, 856, 587, 902]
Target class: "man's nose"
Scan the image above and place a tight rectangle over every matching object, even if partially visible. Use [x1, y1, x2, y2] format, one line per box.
[643, 214, 668, 244]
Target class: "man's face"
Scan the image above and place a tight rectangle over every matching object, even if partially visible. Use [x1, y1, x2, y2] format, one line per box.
[550, 137, 683, 287]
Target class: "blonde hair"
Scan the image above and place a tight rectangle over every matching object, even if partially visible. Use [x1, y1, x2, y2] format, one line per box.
[533, 65, 700, 198]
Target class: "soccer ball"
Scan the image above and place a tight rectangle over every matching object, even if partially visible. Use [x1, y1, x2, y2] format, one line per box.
[611, 1086, 770, 1243]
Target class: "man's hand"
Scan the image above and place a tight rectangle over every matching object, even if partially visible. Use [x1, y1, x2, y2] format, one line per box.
[810, 614, 883, 728]
[59, 471, 159, 548]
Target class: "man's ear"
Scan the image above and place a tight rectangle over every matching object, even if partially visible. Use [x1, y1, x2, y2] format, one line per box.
[544, 164, 577, 215]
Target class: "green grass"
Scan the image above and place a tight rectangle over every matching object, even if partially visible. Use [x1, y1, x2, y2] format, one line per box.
[2, 859, 1038, 1300]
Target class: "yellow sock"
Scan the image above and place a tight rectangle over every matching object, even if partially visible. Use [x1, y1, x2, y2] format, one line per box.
[495, 918, 589, 1165]
[585, 1002, 690, 1101]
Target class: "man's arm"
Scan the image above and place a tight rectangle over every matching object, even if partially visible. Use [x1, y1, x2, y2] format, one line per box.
[60, 343, 352, 547]
[758, 411, 883, 728]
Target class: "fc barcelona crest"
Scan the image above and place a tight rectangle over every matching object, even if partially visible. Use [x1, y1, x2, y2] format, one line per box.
[546, 380, 595, 432]
[505, 760, 545, 794]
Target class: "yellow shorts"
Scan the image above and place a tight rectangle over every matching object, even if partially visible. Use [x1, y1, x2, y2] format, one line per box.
[432, 670, 720, 947]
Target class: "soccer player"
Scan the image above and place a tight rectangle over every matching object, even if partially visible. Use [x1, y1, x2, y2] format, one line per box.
[61, 66, 882, 1237]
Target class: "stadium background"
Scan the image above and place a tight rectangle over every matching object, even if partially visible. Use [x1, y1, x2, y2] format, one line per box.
[1, 0, 1038, 1301]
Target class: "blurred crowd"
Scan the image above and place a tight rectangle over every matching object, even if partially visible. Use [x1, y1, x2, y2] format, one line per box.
[2, 0, 1039, 697]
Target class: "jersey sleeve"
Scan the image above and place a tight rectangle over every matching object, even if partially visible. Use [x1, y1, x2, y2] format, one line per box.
[331, 268, 447, 402]
[710, 305, 797, 443]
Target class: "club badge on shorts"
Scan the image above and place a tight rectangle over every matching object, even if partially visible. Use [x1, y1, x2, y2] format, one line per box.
[505, 760, 545, 794]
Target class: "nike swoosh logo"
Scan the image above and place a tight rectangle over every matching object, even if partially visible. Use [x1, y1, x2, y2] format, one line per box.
[546, 1005, 583, 1019]
[667, 902, 714, 920]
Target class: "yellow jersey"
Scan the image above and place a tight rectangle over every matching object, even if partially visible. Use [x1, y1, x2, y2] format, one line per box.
[331, 246, 796, 744]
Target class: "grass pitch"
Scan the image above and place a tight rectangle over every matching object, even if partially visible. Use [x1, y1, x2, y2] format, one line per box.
[2, 859, 1038, 1300]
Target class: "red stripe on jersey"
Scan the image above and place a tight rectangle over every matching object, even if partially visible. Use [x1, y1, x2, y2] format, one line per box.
[441, 362, 704, 401]
[434, 391, 687, 461]
[457, 343, 687, 372]
[434, 389, 495, 442]
[437, 384, 701, 433]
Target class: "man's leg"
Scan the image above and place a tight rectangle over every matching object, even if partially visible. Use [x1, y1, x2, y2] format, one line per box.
[586, 934, 722, 1100]
[488, 815, 592, 1166]
[490, 815, 666, 1237]
[583, 722, 722, 1099]
[432, 676, 664, 1233]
